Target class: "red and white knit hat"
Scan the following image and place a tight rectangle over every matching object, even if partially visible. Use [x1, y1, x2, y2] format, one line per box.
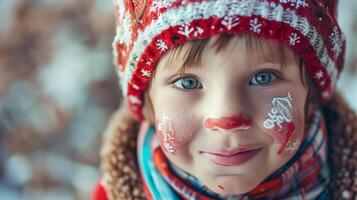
[113, 0, 346, 120]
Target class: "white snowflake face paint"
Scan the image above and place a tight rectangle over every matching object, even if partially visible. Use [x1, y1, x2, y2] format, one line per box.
[263, 92, 293, 130]
[263, 92, 301, 155]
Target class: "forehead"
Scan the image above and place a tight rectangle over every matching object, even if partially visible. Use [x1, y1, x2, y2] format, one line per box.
[161, 34, 293, 72]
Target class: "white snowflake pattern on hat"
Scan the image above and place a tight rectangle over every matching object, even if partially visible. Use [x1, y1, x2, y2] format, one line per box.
[330, 27, 343, 58]
[141, 69, 151, 78]
[279, 0, 308, 9]
[250, 18, 262, 33]
[315, 70, 324, 80]
[221, 16, 240, 30]
[193, 27, 204, 37]
[178, 22, 204, 38]
[156, 39, 168, 52]
[289, 33, 300, 46]
[178, 22, 194, 38]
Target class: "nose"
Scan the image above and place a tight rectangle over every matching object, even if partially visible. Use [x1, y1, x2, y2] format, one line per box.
[203, 114, 253, 131]
[201, 80, 253, 132]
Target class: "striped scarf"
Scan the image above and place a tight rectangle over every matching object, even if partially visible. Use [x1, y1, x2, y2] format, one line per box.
[138, 110, 330, 200]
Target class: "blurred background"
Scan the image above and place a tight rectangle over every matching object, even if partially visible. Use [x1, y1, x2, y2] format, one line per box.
[0, 1, 356, 200]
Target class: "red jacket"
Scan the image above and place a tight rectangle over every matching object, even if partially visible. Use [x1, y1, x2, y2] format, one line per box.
[92, 181, 108, 200]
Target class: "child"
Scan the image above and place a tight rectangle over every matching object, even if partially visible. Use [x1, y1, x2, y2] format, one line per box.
[93, 0, 357, 199]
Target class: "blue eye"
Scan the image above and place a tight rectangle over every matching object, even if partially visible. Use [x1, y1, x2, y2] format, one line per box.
[173, 77, 203, 90]
[249, 71, 278, 86]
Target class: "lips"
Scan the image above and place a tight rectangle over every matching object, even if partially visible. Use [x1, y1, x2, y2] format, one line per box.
[200, 147, 263, 166]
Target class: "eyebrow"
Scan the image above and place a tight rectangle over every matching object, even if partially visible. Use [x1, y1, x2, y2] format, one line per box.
[163, 50, 286, 76]
[247, 41, 288, 65]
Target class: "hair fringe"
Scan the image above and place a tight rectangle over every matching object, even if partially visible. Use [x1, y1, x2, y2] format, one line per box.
[100, 103, 145, 200]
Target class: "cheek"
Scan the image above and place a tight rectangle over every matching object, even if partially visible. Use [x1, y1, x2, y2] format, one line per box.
[155, 111, 199, 154]
[261, 92, 303, 155]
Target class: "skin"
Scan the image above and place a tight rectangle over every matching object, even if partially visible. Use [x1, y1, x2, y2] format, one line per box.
[147, 35, 308, 196]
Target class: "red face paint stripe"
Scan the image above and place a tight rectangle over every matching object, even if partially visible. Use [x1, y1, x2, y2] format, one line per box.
[277, 122, 295, 155]
[218, 185, 225, 190]
[203, 114, 253, 130]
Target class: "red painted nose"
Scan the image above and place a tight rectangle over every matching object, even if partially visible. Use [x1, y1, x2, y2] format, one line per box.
[203, 114, 253, 131]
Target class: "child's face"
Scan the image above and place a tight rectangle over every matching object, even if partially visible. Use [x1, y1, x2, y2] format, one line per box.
[148, 35, 308, 195]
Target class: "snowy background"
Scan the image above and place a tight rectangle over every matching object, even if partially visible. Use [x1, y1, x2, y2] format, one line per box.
[0, 1, 356, 200]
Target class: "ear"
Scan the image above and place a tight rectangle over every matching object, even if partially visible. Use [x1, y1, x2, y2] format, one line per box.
[142, 92, 156, 124]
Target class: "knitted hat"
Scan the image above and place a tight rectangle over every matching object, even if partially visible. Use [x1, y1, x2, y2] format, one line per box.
[113, 0, 345, 120]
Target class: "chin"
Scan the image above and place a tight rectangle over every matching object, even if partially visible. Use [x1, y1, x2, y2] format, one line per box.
[209, 184, 256, 196]
[201, 174, 262, 196]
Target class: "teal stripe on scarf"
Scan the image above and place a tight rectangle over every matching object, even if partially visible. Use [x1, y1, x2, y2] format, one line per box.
[138, 126, 180, 200]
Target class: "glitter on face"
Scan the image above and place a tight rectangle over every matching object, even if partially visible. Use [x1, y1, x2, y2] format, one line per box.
[156, 111, 197, 154]
[263, 92, 298, 154]
[275, 121, 295, 154]
[285, 138, 301, 152]
[157, 114, 177, 153]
